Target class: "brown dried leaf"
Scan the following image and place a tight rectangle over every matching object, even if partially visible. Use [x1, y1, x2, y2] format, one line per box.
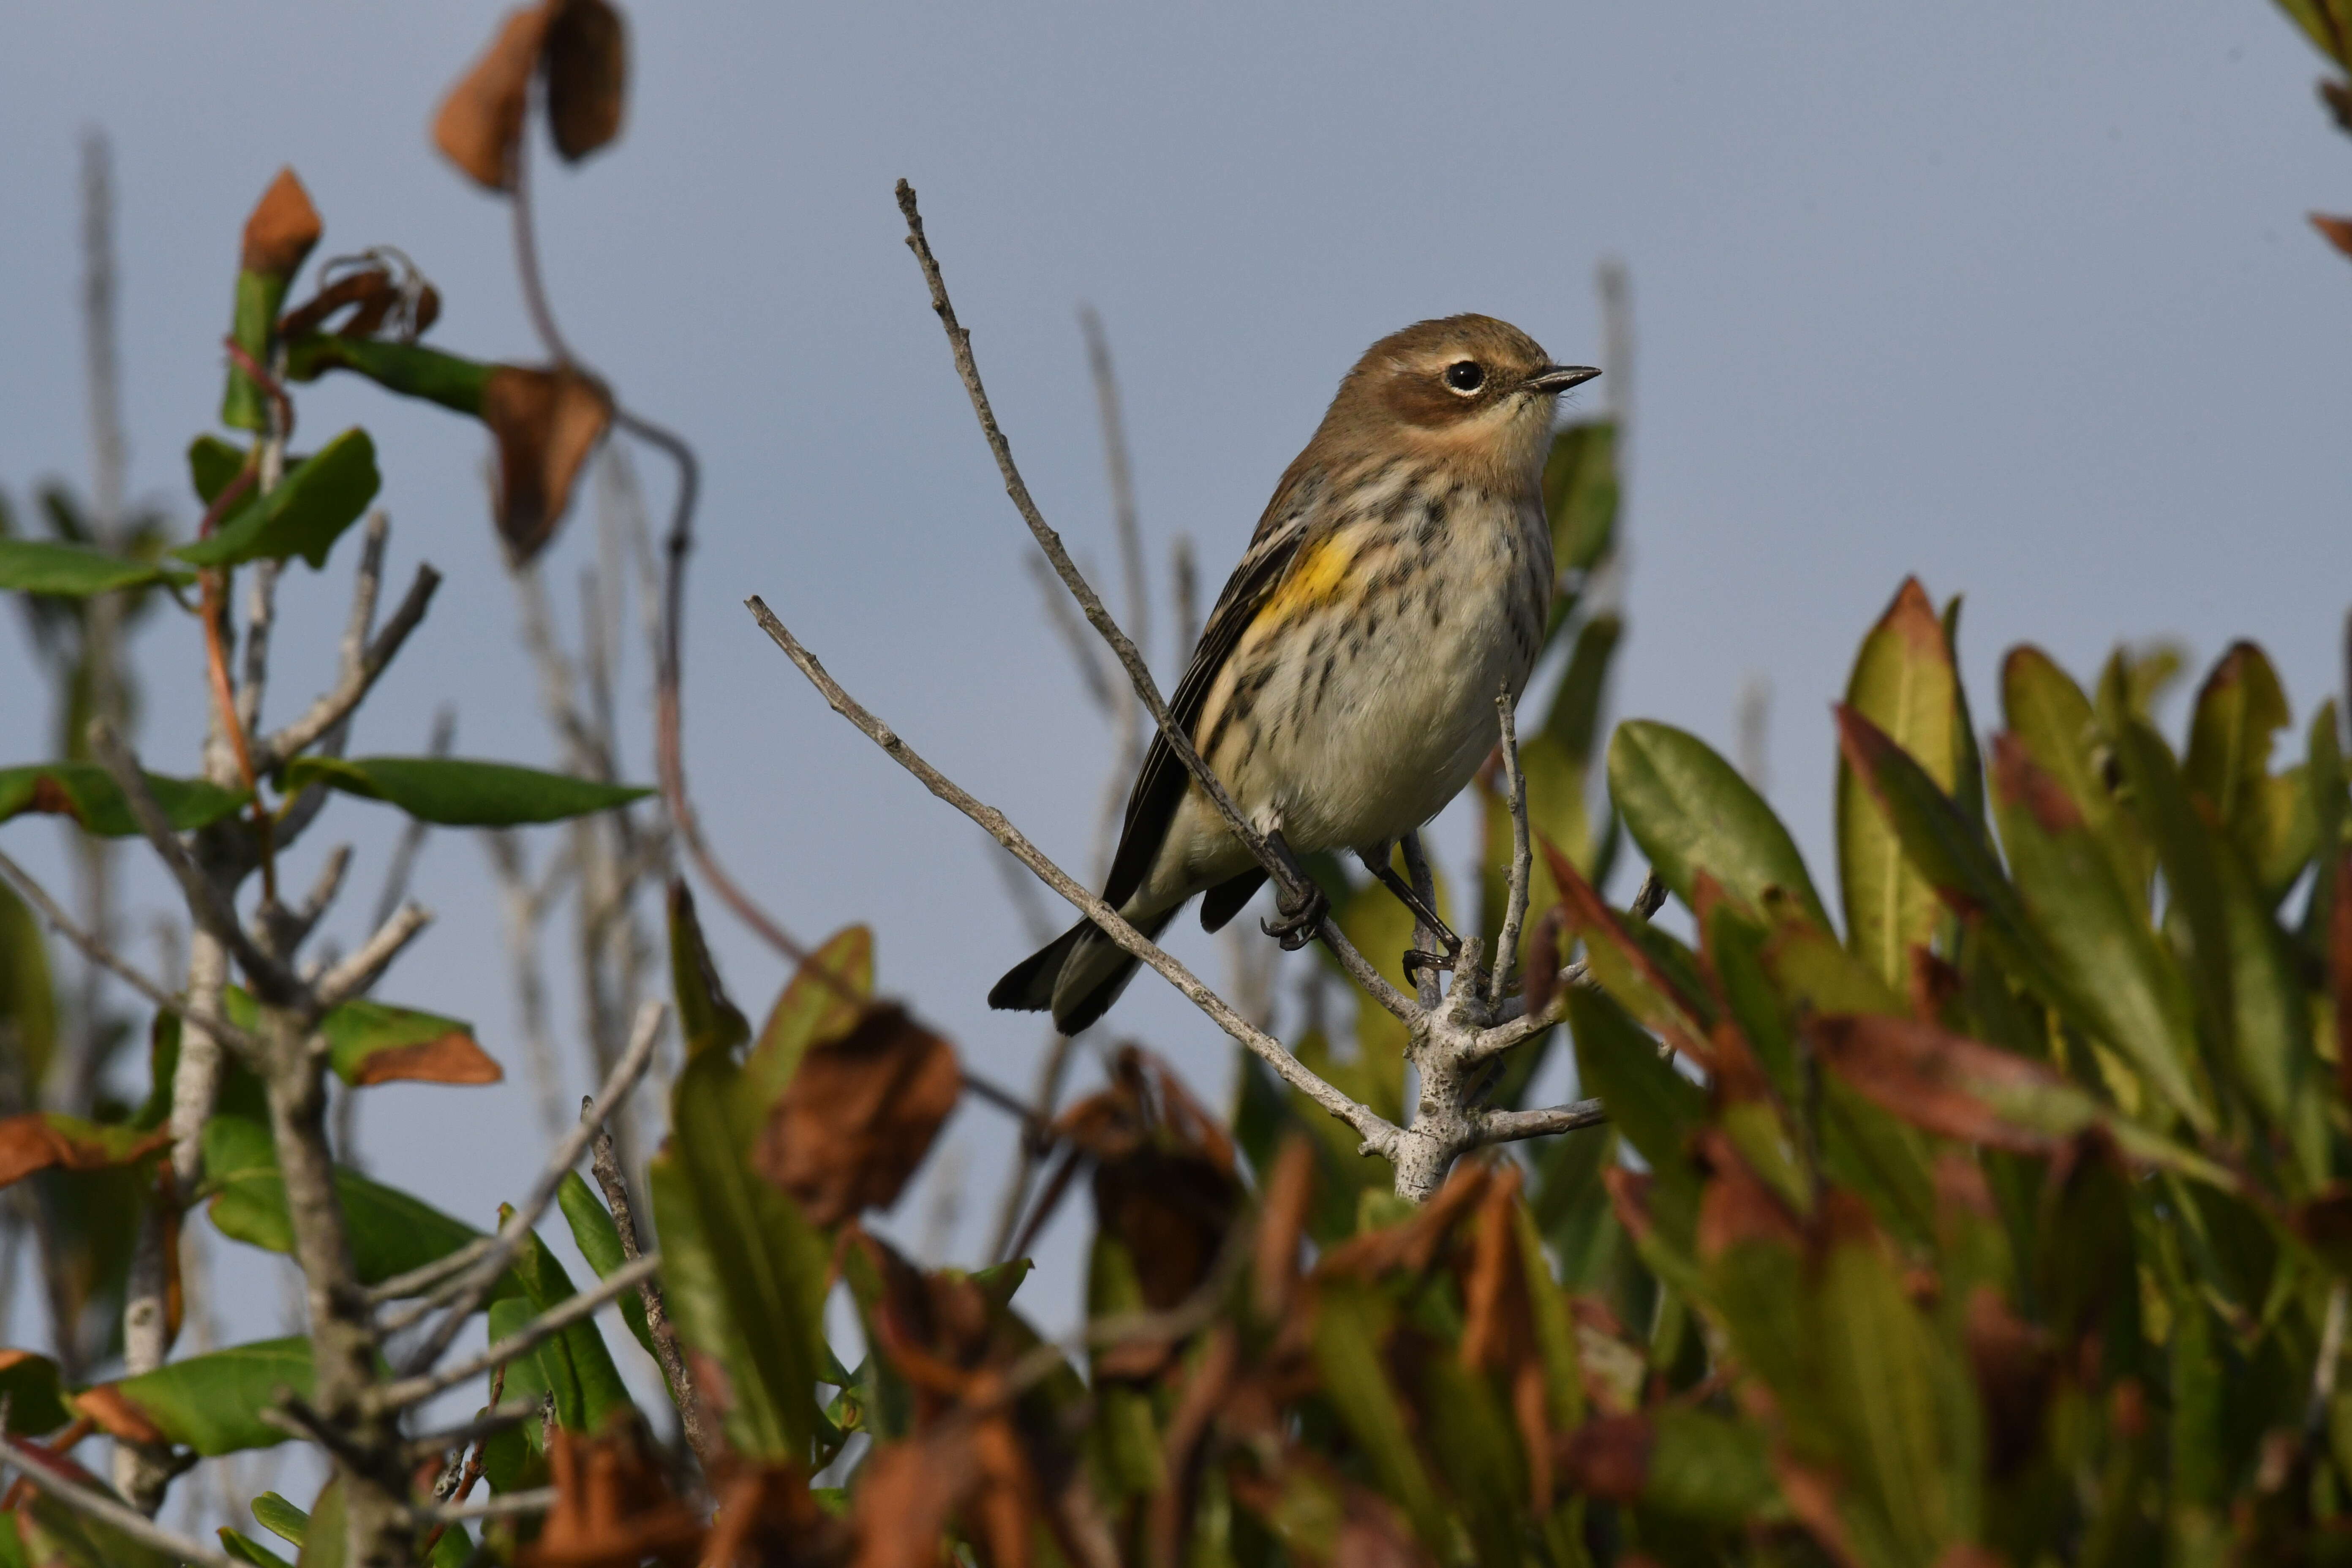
[520, 1426, 703, 1567]
[277, 268, 400, 342]
[1963, 1285, 2054, 1480]
[435, 4, 555, 190]
[1523, 905, 1565, 1018]
[702, 1464, 854, 1568]
[344, 1029, 503, 1087]
[482, 364, 612, 562]
[240, 168, 322, 280]
[1317, 1160, 1490, 1281]
[546, 0, 628, 161]
[1058, 1049, 1242, 1318]
[851, 1430, 979, 1568]
[1554, 1413, 1652, 1502]
[1693, 1128, 1802, 1260]
[757, 1003, 961, 1228]
[2314, 213, 2352, 260]
[0, 1116, 168, 1189]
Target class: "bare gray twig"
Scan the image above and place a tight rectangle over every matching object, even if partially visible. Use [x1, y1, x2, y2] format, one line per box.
[587, 1108, 713, 1467]
[372, 1255, 662, 1413]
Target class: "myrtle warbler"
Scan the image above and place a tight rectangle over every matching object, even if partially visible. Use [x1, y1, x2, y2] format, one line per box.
[991, 315, 1598, 1034]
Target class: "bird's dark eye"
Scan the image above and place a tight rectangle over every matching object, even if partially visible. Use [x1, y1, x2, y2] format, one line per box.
[1443, 360, 1485, 394]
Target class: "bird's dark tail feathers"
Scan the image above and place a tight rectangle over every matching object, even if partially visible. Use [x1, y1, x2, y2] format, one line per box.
[988, 907, 1176, 1036]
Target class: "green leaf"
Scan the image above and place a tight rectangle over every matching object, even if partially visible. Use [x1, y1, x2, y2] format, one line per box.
[2183, 642, 2314, 903]
[743, 923, 872, 1105]
[0, 539, 191, 596]
[0, 1350, 74, 1435]
[1838, 579, 1963, 989]
[493, 1220, 635, 1435]
[250, 1492, 309, 1547]
[0, 1111, 169, 1188]
[1568, 987, 1704, 1186]
[2003, 645, 2149, 910]
[201, 1112, 487, 1288]
[0, 877, 58, 1102]
[17, 1493, 179, 1568]
[1990, 736, 2210, 1134]
[556, 1170, 656, 1361]
[188, 436, 248, 507]
[78, 1337, 311, 1456]
[1541, 419, 1620, 579]
[223, 989, 501, 1088]
[1642, 1407, 1781, 1524]
[285, 336, 493, 416]
[1310, 1281, 1450, 1551]
[649, 915, 830, 1469]
[1609, 719, 1829, 926]
[175, 429, 380, 570]
[0, 762, 248, 837]
[220, 1528, 295, 1568]
[281, 755, 650, 827]
[293, 1475, 344, 1568]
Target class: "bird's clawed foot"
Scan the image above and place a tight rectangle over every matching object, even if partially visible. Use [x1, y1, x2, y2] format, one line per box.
[1258, 830, 1328, 952]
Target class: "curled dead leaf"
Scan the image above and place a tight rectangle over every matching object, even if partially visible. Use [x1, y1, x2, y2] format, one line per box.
[1055, 1049, 1242, 1318]
[546, 0, 628, 161]
[2313, 213, 2352, 261]
[435, 5, 555, 190]
[240, 168, 323, 280]
[756, 1002, 960, 1228]
[700, 1464, 853, 1568]
[1251, 1136, 1315, 1324]
[482, 364, 612, 561]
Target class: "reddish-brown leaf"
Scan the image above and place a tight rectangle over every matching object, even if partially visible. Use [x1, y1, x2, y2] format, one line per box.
[1555, 1413, 1652, 1502]
[0, 1116, 167, 1189]
[1318, 1160, 1491, 1281]
[1963, 1284, 2055, 1480]
[68, 1386, 166, 1448]
[240, 168, 322, 280]
[520, 1426, 702, 1568]
[1808, 1012, 2073, 1154]
[2314, 213, 2352, 260]
[1522, 905, 1565, 1017]
[346, 1029, 503, 1087]
[1694, 1128, 1803, 1260]
[1332, 1487, 1438, 1568]
[1252, 1135, 1315, 1324]
[434, 4, 555, 191]
[701, 1464, 854, 1568]
[482, 364, 612, 561]
[756, 1002, 959, 1228]
[1539, 832, 1714, 1065]
[851, 1431, 979, 1568]
[545, 0, 628, 161]
[1990, 732, 2083, 835]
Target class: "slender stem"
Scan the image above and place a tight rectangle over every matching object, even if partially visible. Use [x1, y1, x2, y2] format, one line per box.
[372, 1255, 662, 1413]
[587, 1110, 713, 1467]
[381, 1002, 664, 1350]
[1487, 691, 1533, 1009]
[1469, 1099, 1607, 1146]
[747, 596, 1396, 1153]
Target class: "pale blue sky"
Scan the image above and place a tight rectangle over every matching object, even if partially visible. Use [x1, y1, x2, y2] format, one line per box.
[0, 0, 2346, 1425]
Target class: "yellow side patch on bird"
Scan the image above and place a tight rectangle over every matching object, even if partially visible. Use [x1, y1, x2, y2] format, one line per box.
[1257, 534, 1358, 631]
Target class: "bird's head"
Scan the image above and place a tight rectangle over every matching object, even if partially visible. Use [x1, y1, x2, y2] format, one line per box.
[1320, 314, 1598, 489]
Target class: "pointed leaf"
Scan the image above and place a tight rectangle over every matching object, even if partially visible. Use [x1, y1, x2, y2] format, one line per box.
[555, 1171, 656, 1360]
[0, 1113, 166, 1188]
[223, 989, 500, 1088]
[281, 754, 648, 827]
[201, 1113, 486, 1289]
[1990, 735, 2209, 1132]
[0, 763, 247, 837]
[0, 883, 56, 1108]
[0, 1350, 73, 1436]
[1609, 719, 1828, 926]
[0, 540, 191, 596]
[669, 881, 749, 1062]
[1838, 579, 1962, 988]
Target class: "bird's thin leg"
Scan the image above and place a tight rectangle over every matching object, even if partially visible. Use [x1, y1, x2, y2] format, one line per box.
[1257, 829, 1329, 952]
[1358, 845, 1461, 980]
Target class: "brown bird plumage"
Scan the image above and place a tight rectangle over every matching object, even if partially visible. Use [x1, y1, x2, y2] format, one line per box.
[993, 315, 1597, 1034]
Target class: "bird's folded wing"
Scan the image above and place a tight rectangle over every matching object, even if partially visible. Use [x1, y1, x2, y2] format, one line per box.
[1099, 482, 1321, 912]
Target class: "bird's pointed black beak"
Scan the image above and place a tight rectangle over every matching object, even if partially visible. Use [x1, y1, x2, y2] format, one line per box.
[1524, 365, 1602, 395]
